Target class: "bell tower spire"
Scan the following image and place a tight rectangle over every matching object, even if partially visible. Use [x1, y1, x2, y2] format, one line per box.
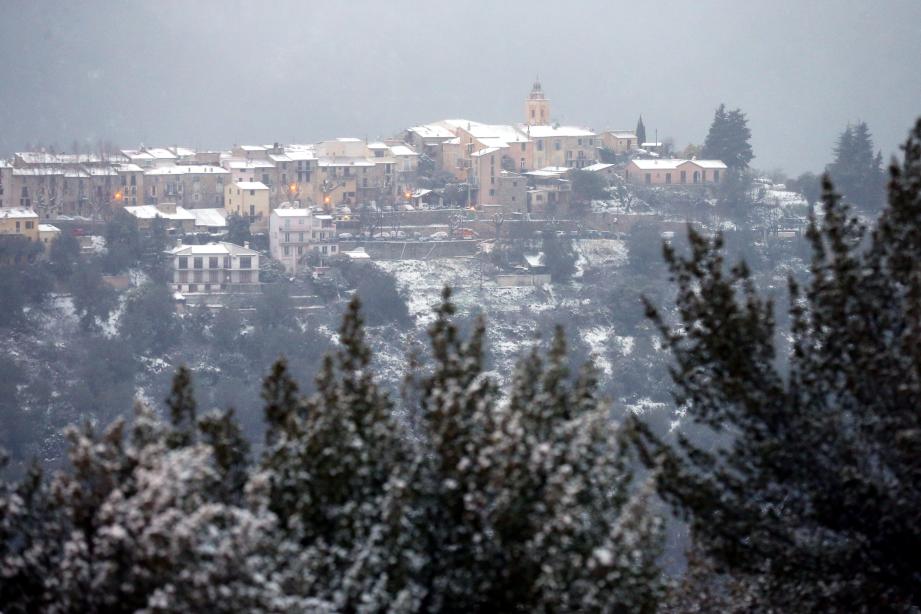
[525, 78, 550, 126]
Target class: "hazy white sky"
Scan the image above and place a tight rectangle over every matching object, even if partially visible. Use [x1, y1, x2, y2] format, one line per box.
[1, 0, 919, 174]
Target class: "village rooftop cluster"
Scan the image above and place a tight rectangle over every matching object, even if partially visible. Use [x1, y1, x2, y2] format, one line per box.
[0, 81, 727, 296]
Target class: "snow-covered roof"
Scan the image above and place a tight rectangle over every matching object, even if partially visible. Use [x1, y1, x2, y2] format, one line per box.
[630, 158, 727, 171]
[123, 205, 196, 221]
[167, 241, 260, 257]
[226, 160, 275, 169]
[239, 145, 266, 152]
[187, 208, 227, 228]
[38, 224, 60, 232]
[233, 181, 269, 190]
[693, 159, 728, 169]
[268, 153, 292, 163]
[583, 163, 615, 172]
[525, 166, 570, 178]
[389, 144, 418, 157]
[523, 252, 546, 268]
[272, 208, 311, 217]
[471, 147, 502, 157]
[0, 207, 38, 219]
[145, 165, 228, 176]
[342, 247, 370, 260]
[317, 157, 375, 167]
[171, 147, 196, 157]
[630, 159, 685, 170]
[641, 142, 663, 148]
[144, 148, 177, 159]
[367, 141, 389, 150]
[608, 130, 637, 139]
[284, 149, 317, 161]
[408, 124, 456, 139]
[12, 168, 65, 176]
[522, 125, 595, 138]
[117, 163, 145, 173]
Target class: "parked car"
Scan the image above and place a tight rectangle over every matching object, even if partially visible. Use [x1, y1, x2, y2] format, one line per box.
[337, 232, 353, 240]
[430, 231, 449, 240]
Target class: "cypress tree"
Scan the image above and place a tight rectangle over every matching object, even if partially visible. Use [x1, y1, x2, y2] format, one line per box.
[636, 115, 647, 147]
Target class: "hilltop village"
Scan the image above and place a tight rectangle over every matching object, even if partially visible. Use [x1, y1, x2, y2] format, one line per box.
[0, 81, 774, 300]
[0, 82, 813, 465]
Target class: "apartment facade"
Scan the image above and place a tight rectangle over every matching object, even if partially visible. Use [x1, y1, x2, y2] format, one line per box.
[224, 181, 270, 231]
[167, 242, 261, 294]
[268, 207, 338, 273]
[144, 165, 228, 209]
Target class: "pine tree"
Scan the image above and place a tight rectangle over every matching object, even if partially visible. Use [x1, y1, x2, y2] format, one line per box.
[636, 115, 647, 147]
[165, 365, 197, 448]
[701, 103, 754, 170]
[828, 121, 885, 212]
[631, 118, 921, 611]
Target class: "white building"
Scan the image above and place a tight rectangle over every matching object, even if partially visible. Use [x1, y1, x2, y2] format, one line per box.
[167, 241, 261, 294]
[269, 207, 338, 273]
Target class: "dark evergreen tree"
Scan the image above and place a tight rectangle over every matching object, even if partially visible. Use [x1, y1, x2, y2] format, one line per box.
[47, 232, 82, 281]
[69, 262, 118, 331]
[119, 282, 178, 354]
[827, 120, 885, 212]
[636, 115, 647, 147]
[542, 230, 578, 282]
[102, 210, 142, 273]
[631, 118, 921, 611]
[225, 214, 252, 246]
[166, 365, 197, 448]
[701, 103, 754, 170]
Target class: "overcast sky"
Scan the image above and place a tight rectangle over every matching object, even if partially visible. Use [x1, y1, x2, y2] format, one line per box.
[1, 0, 919, 174]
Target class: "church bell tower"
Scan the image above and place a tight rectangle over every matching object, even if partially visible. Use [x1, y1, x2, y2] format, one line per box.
[525, 79, 550, 126]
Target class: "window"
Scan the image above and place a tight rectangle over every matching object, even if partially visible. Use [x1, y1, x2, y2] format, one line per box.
[645, 173, 651, 185]
[530, 109, 535, 119]
[701, 171, 707, 182]
[283, 246, 290, 256]
[285, 232, 290, 242]
[209, 270, 218, 282]
[520, 143, 526, 151]
[209, 256, 218, 268]
[188, 284, 197, 292]
[537, 141, 543, 151]
[680, 171, 687, 184]
[193, 257, 203, 269]
[178, 256, 188, 269]
[321, 246, 327, 254]
[555, 141, 561, 151]
[224, 256, 231, 268]
[249, 205, 255, 218]
[239, 256, 252, 269]
[193, 270, 203, 283]
[713, 170, 720, 182]
[666, 173, 672, 184]
[25, 221, 33, 229]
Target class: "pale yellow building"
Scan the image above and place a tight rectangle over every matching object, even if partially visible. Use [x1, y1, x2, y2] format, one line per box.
[625, 159, 727, 185]
[601, 130, 639, 153]
[0, 207, 40, 242]
[225, 181, 270, 230]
